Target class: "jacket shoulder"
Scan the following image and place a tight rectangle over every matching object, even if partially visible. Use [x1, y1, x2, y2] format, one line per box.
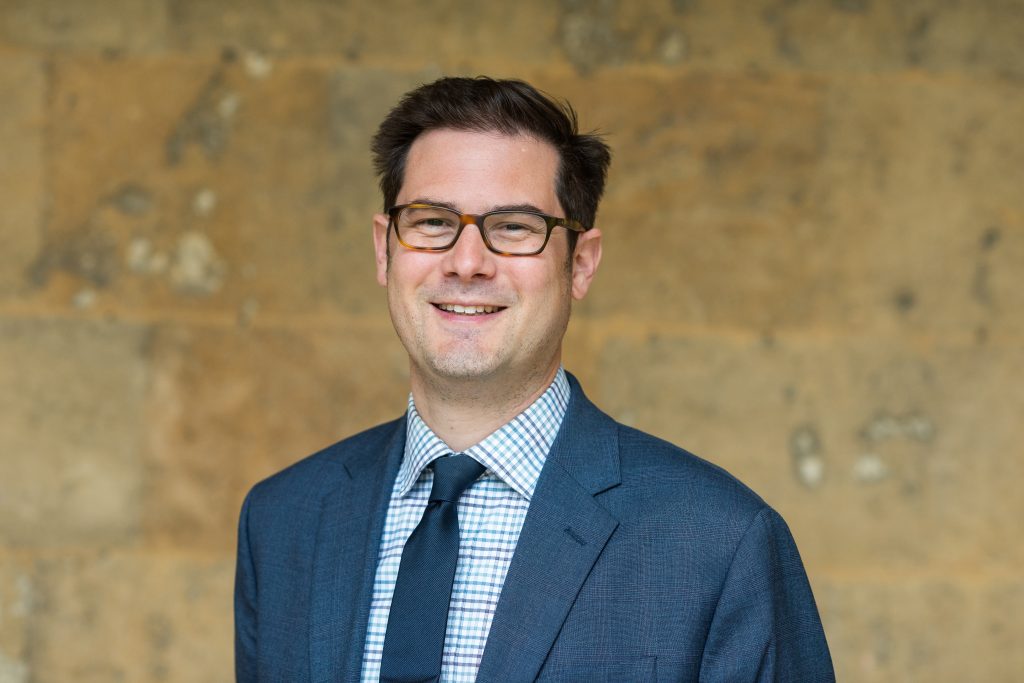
[614, 421, 771, 522]
[564, 373, 770, 522]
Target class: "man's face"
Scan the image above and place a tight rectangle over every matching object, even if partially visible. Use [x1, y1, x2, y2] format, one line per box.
[372, 128, 601, 391]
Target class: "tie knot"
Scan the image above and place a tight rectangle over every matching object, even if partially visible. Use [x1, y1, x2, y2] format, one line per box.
[429, 455, 485, 503]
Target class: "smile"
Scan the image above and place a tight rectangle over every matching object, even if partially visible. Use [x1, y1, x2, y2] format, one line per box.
[434, 303, 504, 315]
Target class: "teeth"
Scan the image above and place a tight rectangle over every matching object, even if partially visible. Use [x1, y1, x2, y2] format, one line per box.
[438, 303, 499, 315]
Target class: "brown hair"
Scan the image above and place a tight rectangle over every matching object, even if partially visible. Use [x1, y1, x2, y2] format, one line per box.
[371, 76, 612, 246]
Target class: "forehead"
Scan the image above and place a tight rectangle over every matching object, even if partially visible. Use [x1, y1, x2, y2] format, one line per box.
[399, 128, 561, 212]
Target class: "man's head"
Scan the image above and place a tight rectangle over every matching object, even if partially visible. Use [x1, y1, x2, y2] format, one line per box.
[369, 77, 611, 400]
[371, 77, 611, 242]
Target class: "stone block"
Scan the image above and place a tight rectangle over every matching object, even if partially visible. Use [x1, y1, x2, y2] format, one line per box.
[532, 71, 1024, 337]
[593, 333, 1024, 574]
[168, 0, 562, 67]
[28, 57, 444, 322]
[561, 315, 604, 393]
[0, 0, 168, 52]
[551, 0, 1024, 77]
[27, 551, 233, 683]
[0, 55, 45, 301]
[531, 70, 832, 329]
[0, 557, 33, 683]
[817, 578, 1024, 682]
[811, 76, 1024, 339]
[745, 0, 1024, 77]
[26, 55, 235, 312]
[0, 319, 148, 547]
[142, 321, 408, 550]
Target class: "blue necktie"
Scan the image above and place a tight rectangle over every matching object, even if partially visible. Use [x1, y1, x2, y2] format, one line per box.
[380, 454, 486, 683]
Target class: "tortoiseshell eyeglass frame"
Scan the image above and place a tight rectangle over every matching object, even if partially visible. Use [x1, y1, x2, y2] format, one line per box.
[387, 203, 589, 256]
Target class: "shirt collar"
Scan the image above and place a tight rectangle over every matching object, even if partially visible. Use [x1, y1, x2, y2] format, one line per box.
[397, 367, 570, 501]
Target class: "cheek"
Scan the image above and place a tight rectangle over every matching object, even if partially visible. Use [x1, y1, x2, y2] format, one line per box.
[387, 253, 424, 286]
[519, 264, 572, 309]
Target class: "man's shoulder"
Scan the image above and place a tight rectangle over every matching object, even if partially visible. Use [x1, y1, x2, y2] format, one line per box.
[244, 416, 404, 507]
[613, 421, 769, 515]
[602, 419, 798, 572]
[565, 374, 768, 520]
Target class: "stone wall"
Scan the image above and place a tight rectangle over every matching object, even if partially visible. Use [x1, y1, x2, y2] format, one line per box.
[1, 1, 1021, 680]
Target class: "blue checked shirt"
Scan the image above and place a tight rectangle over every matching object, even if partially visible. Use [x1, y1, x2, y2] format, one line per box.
[360, 368, 570, 683]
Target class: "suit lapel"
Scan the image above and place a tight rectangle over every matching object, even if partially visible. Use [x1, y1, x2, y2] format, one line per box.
[309, 418, 406, 683]
[477, 377, 621, 682]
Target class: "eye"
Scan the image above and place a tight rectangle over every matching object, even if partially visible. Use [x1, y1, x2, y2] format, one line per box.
[495, 222, 530, 233]
[417, 217, 455, 229]
[400, 207, 459, 232]
[487, 214, 547, 240]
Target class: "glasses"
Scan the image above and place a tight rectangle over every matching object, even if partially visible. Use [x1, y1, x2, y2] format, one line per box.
[387, 203, 589, 256]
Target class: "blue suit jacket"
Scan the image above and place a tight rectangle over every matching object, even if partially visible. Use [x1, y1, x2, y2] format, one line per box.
[235, 375, 834, 682]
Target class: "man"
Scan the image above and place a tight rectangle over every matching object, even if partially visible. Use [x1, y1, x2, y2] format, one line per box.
[235, 77, 834, 682]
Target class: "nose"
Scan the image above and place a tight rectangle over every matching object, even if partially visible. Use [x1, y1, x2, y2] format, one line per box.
[440, 222, 497, 281]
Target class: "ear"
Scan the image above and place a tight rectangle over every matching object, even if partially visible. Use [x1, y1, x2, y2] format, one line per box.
[372, 213, 390, 287]
[570, 228, 602, 300]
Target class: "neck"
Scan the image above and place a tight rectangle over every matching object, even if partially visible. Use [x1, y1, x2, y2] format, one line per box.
[410, 361, 561, 452]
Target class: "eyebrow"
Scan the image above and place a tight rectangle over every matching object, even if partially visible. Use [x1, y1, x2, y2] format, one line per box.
[407, 198, 549, 215]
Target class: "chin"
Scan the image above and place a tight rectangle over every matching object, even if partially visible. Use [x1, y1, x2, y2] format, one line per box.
[424, 354, 504, 380]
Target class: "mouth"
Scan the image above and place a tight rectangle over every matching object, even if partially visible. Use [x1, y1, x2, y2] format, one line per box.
[433, 303, 506, 316]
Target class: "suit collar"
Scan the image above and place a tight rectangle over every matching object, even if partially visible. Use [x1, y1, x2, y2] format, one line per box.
[335, 415, 407, 483]
[477, 374, 623, 681]
[308, 417, 406, 683]
[547, 372, 621, 495]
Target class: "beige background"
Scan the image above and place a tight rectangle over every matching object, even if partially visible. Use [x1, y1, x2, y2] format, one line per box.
[1, 0, 1022, 681]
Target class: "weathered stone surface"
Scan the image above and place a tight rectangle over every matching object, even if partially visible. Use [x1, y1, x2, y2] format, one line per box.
[534, 70, 832, 329]
[163, 0, 1024, 78]
[0, 55, 45, 301]
[552, 0, 1024, 77]
[818, 578, 1024, 682]
[0, 558, 33, 683]
[28, 57, 444, 321]
[0, 319, 148, 547]
[142, 321, 408, 549]
[28, 552, 233, 683]
[561, 316, 604, 392]
[168, 0, 562, 67]
[594, 334, 1024, 574]
[813, 76, 1024, 338]
[27, 55, 230, 311]
[0, 0, 168, 52]
[745, 0, 1024, 77]
[537, 71, 1024, 337]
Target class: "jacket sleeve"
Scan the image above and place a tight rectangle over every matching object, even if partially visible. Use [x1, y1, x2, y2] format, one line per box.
[234, 489, 258, 683]
[699, 507, 835, 683]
